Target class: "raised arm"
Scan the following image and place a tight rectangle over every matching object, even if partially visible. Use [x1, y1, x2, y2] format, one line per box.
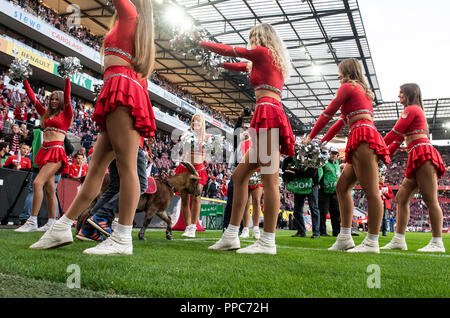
[321, 115, 347, 143]
[114, 0, 138, 20]
[23, 79, 45, 116]
[309, 83, 352, 140]
[223, 62, 248, 72]
[63, 78, 73, 118]
[199, 41, 265, 62]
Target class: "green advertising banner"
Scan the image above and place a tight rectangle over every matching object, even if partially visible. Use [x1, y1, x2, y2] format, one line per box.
[53, 63, 93, 91]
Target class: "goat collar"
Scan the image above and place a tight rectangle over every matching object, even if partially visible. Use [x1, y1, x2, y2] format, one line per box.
[161, 178, 176, 194]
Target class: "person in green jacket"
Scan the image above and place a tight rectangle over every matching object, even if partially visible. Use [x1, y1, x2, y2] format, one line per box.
[318, 147, 341, 236]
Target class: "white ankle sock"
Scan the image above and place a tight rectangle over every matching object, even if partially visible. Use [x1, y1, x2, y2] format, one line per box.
[115, 223, 133, 238]
[47, 218, 56, 226]
[394, 233, 405, 240]
[253, 226, 259, 232]
[225, 224, 239, 237]
[243, 227, 249, 232]
[366, 233, 379, 243]
[340, 227, 351, 235]
[29, 216, 37, 223]
[431, 237, 443, 244]
[57, 215, 74, 227]
[261, 231, 276, 246]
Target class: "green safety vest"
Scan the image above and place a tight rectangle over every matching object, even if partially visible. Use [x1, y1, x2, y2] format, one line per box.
[286, 161, 313, 194]
[322, 161, 340, 194]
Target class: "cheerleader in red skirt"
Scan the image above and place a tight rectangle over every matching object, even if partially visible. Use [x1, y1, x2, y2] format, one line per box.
[175, 113, 209, 238]
[239, 131, 263, 240]
[304, 58, 390, 253]
[381, 83, 446, 253]
[31, 0, 156, 255]
[15, 77, 72, 233]
[199, 23, 295, 254]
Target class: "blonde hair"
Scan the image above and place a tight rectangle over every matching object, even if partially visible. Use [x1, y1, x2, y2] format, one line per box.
[40, 91, 65, 128]
[190, 113, 206, 143]
[338, 58, 374, 100]
[102, 0, 155, 79]
[248, 23, 292, 80]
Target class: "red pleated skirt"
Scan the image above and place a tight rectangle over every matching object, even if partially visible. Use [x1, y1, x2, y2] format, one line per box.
[175, 162, 208, 185]
[35, 141, 69, 174]
[345, 119, 390, 165]
[250, 97, 295, 157]
[405, 138, 446, 179]
[92, 65, 156, 138]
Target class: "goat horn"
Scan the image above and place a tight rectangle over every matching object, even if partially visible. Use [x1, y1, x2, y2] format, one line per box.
[181, 161, 199, 177]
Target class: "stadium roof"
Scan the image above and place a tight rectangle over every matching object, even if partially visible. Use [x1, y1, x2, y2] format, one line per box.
[42, 0, 450, 138]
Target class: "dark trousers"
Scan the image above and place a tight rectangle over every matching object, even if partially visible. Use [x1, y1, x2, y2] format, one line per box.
[293, 186, 320, 236]
[318, 191, 341, 236]
[222, 176, 234, 231]
[381, 208, 388, 235]
[82, 149, 147, 227]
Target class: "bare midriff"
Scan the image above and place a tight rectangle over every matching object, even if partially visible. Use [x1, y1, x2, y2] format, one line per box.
[43, 125, 66, 143]
[103, 55, 133, 71]
[405, 134, 429, 146]
[255, 90, 281, 102]
[348, 113, 374, 126]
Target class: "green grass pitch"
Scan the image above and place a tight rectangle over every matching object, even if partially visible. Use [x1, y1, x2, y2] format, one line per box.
[0, 229, 448, 298]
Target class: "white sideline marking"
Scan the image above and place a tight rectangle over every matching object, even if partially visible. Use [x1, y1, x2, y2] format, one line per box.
[174, 238, 450, 258]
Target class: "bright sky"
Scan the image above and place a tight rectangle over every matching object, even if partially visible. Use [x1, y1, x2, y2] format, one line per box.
[358, 0, 450, 102]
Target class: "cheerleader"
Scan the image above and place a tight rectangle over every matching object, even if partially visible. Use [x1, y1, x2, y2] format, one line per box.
[199, 23, 295, 255]
[175, 113, 209, 238]
[30, 0, 156, 255]
[239, 130, 263, 240]
[381, 84, 446, 252]
[304, 58, 390, 253]
[15, 77, 72, 233]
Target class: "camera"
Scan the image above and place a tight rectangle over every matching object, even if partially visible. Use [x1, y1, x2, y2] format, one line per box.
[243, 107, 251, 116]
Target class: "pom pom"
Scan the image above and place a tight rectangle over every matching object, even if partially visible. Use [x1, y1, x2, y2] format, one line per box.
[170, 26, 229, 80]
[93, 83, 103, 102]
[378, 161, 387, 177]
[294, 136, 329, 168]
[248, 172, 261, 186]
[8, 58, 32, 85]
[57, 57, 82, 78]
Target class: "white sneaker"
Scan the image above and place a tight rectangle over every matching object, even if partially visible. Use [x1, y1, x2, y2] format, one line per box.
[111, 219, 118, 233]
[252, 228, 261, 240]
[208, 234, 240, 251]
[380, 237, 408, 250]
[417, 241, 446, 253]
[240, 228, 249, 239]
[29, 224, 73, 249]
[236, 239, 276, 255]
[15, 219, 38, 233]
[36, 222, 51, 232]
[347, 238, 380, 254]
[182, 225, 196, 238]
[83, 235, 132, 255]
[328, 234, 355, 251]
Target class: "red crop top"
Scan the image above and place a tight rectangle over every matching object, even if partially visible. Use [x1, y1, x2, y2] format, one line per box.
[103, 0, 138, 64]
[309, 82, 374, 140]
[200, 41, 284, 96]
[384, 105, 429, 154]
[23, 78, 73, 134]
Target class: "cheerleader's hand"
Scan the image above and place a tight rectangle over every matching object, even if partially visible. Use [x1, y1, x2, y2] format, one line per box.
[302, 136, 312, 145]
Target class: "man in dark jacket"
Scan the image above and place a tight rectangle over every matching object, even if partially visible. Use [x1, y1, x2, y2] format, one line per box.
[282, 156, 320, 238]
